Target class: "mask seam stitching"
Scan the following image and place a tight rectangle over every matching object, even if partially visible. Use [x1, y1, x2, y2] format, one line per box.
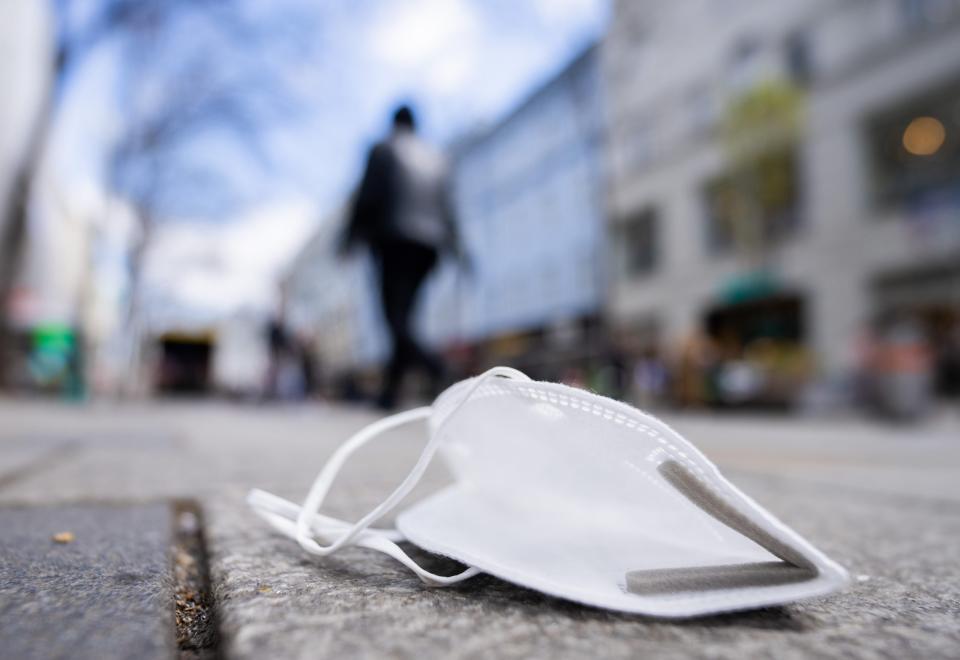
[463, 382, 710, 483]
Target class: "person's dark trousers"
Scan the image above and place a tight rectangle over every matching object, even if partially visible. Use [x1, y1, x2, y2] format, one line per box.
[373, 239, 445, 409]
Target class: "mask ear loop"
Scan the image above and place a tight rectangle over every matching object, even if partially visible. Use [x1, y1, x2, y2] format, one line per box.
[247, 366, 530, 586]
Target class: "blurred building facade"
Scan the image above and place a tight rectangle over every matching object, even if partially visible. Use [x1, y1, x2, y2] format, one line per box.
[422, 45, 608, 378]
[283, 206, 386, 393]
[0, 0, 52, 227]
[0, 0, 55, 390]
[603, 0, 960, 408]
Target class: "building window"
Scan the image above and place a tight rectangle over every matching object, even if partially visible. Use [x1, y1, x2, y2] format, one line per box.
[620, 207, 658, 277]
[728, 35, 763, 94]
[785, 30, 812, 85]
[687, 83, 719, 136]
[899, 0, 960, 30]
[867, 79, 960, 209]
[703, 147, 800, 254]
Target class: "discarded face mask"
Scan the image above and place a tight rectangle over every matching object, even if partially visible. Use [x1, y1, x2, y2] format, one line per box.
[248, 366, 848, 618]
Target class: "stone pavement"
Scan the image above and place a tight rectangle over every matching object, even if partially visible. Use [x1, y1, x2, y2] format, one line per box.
[1, 398, 958, 659]
[0, 502, 174, 660]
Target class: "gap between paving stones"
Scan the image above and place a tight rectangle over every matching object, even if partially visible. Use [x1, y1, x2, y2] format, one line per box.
[0, 496, 224, 660]
[0, 500, 176, 659]
[172, 499, 222, 660]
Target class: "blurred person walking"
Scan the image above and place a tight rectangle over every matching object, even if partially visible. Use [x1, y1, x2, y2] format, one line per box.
[341, 105, 465, 409]
[265, 314, 293, 401]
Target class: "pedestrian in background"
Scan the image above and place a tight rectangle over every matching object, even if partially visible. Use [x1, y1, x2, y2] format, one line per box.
[265, 313, 293, 401]
[341, 104, 466, 409]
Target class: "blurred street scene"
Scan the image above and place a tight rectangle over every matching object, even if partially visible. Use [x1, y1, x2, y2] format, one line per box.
[2, 0, 960, 657]
[2, 0, 959, 421]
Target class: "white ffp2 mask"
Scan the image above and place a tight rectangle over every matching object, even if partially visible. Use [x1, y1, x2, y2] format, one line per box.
[248, 366, 848, 618]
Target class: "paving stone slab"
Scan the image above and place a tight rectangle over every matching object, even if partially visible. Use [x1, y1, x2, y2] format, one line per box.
[0, 502, 175, 660]
[205, 476, 960, 660]
[1, 400, 958, 659]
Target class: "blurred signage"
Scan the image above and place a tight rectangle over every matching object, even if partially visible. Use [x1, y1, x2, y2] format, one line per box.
[719, 270, 782, 305]
[29, 323, 75, 387]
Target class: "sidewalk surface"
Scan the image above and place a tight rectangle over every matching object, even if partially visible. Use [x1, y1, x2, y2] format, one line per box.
[1, 398, 959, 659]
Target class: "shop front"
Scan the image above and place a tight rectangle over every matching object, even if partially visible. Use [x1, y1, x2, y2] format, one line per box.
[155, 332, 214, 394]
[871, 261, 960, 406]
[697, 273, 812, 409]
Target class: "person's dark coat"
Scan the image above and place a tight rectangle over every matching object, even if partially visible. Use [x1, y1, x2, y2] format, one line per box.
[343, 130, 460, 254]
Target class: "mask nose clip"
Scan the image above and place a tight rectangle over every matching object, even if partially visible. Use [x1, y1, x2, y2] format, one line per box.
[625, 460, 818, 596]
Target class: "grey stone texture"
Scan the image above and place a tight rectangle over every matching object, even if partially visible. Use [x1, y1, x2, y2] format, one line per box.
[205, 474, 960, 660]
[0, 502, 174, 660]
[1, 399, 959, 659]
